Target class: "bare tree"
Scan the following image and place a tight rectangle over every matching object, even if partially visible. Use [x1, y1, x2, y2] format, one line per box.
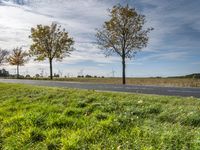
[96, 4, 153, 84]
[0, 48, 9, 66]
[29, 22, 74, 80]
[8, 47, 28, 78]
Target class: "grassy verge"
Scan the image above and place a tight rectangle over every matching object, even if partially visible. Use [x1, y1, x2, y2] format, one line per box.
[0, 83, 200, 149]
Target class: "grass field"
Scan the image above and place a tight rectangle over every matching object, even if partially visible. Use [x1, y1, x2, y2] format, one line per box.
[0, 83, 200, 149]
[27, 77, 200, 87]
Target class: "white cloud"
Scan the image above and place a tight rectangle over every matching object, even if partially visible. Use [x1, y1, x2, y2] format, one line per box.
[139, 0, 200, 52]
[0, 1, 54, 49]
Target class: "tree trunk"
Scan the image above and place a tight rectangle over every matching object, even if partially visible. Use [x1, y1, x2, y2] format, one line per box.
[17, 65, 19, 79]
[122, 56, 126, 85]
[49, 59, 53, 80]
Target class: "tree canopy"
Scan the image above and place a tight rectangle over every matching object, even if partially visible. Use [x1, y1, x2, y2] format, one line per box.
[96, 4, 153, 84]
[29, 23, 74, 79]
[8, 47, 28, 78]
[0, 48, 9, 66]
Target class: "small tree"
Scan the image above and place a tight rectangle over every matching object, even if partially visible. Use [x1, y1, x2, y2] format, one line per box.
[29, 23, 74, 80]
[0, 48, 9, 66]
[8, 47, 28, 78]
[96, 5, 153, 84]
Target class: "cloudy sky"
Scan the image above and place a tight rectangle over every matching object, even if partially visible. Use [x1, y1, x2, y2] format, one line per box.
[0, 0, 200, 77]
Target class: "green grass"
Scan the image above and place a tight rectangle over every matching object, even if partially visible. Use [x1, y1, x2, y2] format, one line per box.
[0, 83, 200, 149]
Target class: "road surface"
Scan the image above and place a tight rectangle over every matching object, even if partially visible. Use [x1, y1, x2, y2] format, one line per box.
[0, 79, 200, 98]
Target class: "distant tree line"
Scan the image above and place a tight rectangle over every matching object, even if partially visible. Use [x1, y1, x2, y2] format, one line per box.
[0, 69, 9, 77]
[77, 75, 105, 78]
[169, 74, 200, 79]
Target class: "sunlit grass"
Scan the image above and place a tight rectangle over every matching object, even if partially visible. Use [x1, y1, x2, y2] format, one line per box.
[0, 83, 200, 149]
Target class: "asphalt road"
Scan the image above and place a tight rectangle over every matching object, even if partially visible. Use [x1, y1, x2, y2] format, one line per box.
[0, 79, 200, 98]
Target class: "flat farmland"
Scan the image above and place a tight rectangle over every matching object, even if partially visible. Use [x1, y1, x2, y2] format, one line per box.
[29, 77, 200, 88]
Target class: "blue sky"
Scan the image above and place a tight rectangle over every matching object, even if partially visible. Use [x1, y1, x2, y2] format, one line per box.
[0, 0, 200, 77]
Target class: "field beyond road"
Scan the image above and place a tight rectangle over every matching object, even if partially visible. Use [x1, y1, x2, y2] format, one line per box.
[25, 77, 200, 88]
[0, 83, 200, 149]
